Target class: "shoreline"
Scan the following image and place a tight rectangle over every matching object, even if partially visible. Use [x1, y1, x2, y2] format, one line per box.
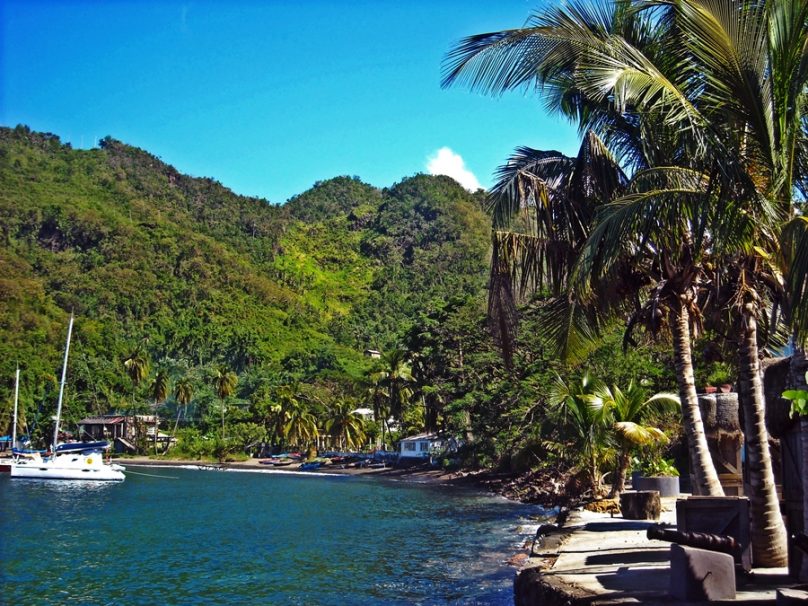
[118, 455, 568, 509]
[1, 450, 572, 509]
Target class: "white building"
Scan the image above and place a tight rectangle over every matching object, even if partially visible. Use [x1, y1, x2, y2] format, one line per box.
[398, 433, 445, 459]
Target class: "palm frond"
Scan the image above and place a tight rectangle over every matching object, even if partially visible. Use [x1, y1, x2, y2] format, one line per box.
[537, 295, 603, 364]
[614, 421, 670, 445]
[781, 216, 808, 339]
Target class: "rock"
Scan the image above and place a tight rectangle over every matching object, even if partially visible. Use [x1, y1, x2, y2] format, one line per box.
[507, 552, 530, 566]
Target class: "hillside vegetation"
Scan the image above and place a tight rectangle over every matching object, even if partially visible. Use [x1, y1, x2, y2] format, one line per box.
[0, 125, 491, 440]
[0, 126, 678, 481]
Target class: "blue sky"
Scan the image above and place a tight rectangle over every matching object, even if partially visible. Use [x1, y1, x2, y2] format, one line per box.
[1, 1, 579, 203]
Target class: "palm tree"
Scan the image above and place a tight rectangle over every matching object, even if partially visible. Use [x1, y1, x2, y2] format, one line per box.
[123, 350, 149, 403]
[213, 366, 237, 440]
[671, 0, 808, 566]
[149, 369, 170, 453]
[325, 400, 366, 450]
[281, 394, 318, 450]
[548, 372, 612, 495]
[566, 0, 798, 564]
[171, 376, 194, 446]
[123, 349, 149, 450]
[360, 371, 390, 449]
[376, 349, 414, 430]
[485, 134, 629, 366]
[444, 0, 802, 564]
[596, 382, 679, 496]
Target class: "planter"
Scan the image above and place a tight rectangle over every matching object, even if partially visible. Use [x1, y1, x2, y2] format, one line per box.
[719, 384, 733, 393]
[635, 475, 680, 497]
[704, 386, 718, 394]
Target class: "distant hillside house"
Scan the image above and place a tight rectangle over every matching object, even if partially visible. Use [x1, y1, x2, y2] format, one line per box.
[364, 349, 381, 359]
[398, 433, 445, 460]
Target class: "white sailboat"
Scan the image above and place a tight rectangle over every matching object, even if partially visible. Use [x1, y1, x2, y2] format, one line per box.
[10, 315, 126, 481]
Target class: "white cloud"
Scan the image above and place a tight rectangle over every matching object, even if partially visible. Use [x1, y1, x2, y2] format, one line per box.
[426, 147, 482, 192]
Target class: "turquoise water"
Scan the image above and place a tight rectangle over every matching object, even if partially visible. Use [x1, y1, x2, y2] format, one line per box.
[1, 467, 548, 605]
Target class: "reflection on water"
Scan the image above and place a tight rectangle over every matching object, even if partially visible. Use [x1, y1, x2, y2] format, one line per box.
[0, 469, 550, 605]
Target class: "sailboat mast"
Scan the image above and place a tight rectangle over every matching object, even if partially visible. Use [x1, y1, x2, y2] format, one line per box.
[12, 366, 20, 448]
[52, 313, 75, 448]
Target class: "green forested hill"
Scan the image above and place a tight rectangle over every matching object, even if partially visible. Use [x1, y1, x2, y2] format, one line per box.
[0, 125, 491, 434]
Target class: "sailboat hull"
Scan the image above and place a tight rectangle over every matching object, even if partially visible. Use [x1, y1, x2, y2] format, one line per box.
[10, 452, 125, 481]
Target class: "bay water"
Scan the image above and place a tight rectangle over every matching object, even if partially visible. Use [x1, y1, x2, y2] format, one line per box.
[1, 467, 548, 605]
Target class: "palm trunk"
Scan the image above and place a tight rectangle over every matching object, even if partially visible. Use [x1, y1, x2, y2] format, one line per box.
[221, 400, 226, 441]
[169, 407, 183, 454]
[738, 306, 788, 566]
[610, 448, 631, 497]
[153, 405, 159, 454]
[670, 303, 724, 496]
[171, 409, 182, 445]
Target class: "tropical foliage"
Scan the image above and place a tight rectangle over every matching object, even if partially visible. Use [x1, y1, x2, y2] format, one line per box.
[443, 0, 807, 566]
[0, 126, 684, 507]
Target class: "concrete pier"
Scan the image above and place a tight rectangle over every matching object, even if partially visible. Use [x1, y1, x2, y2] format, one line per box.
[515, 498, 791, 605]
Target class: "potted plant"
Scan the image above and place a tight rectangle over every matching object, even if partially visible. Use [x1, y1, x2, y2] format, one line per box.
[635, 455, 680, 497]
[695, 364, 717, 394]
[707, 362, 735, 393]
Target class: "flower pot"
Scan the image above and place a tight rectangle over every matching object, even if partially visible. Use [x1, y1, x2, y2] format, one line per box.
[704, 385, 718, 394]
[720, 384, 733, 393]
[635, 475, 680, 497]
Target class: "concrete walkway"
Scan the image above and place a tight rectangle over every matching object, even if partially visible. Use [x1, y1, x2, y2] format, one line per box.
[515, 498, 792, 605]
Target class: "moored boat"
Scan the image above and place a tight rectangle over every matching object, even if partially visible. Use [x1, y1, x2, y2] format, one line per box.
[8, 314, 126, 482]
[10, 441, 125, 481]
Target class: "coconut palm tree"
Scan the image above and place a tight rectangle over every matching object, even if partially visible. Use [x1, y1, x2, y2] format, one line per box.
[596, 382, 679, 496]
[123, 349, 149, 451]
[376, 349, 414, 427]
[566, 0, 800, 565]
[123, 350, 149, 403]
[282, 397, 318, 451]
[442, 0, 727, 500]
[548, 372, 612, 495]
[444, 0, 803, 564]
[325, 400, 366, 450]
[360, 371, 390, 449]
[149, 369, 170, 453]
[670, 0, 808, 566]
[485, 134, 629, 365]
[171, 376, 194, 445]
[213, 366, 237, 440]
